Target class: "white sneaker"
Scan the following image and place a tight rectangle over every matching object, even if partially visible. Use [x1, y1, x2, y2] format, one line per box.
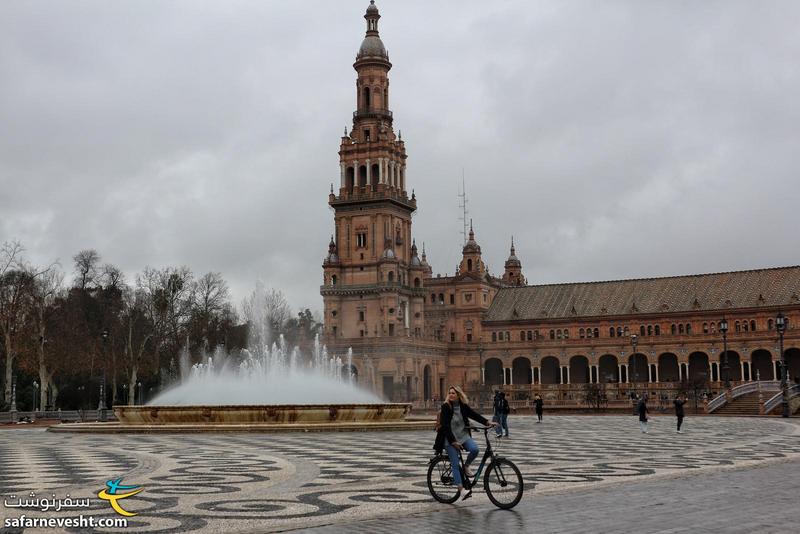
[677, 430, 683, 434]
[459, 488, 472, 501]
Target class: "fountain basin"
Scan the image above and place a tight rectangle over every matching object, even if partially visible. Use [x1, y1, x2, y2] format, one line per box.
[116, 403, 411, 424]
[47, 403, 434, 433]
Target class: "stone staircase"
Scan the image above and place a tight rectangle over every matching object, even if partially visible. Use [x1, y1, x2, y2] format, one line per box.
[712, 392, 762, 416]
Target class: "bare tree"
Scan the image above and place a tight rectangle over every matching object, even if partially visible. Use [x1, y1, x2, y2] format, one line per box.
[241, 283, 291, 348]
[1, 242, 34, 405]
[122, 287, 155, 403]
[30, 265, 64, 409]
[72, 249, 100, 290]
[100, 263, 125, 292]
[191, 272, 230, 347]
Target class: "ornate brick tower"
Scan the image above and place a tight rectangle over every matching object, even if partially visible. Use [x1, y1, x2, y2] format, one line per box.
[322, 0, 425, 344]
[502, 237, 526, 286]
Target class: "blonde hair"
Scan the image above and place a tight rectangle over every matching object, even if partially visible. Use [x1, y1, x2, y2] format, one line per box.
[448, 385, 469, 405]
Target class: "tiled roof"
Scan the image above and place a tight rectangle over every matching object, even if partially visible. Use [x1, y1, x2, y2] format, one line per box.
[484, 266, 800, 322]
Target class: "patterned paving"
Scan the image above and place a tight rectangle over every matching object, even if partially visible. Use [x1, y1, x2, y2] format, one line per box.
[1, 416, 799, 533]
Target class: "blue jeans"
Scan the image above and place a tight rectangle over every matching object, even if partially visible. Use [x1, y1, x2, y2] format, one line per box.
[445, 437, 479, 487]
[499, 413, 509, 436]
[492, 413, 501, 435]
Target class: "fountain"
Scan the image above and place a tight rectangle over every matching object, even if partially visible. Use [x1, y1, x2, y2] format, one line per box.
[51, 310, 430, 433]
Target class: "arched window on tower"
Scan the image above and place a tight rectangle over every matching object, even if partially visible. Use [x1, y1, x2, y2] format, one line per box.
[467, 259, 473, 271]
[439, 293, 444, 305]
[750, 320, 756, 331]
[414, 277, 420, 288]
[371, 163, 379, 191]
[387, 271, 394, 283]
[331, 275, 337, 286]
[346, 167, 355, 193]
[610, 327, 615, 337]
[359, 166, 367, 188]
[579, 328, 585, 339]
[593, 328, 599, 338]
[491, 332, 497, 342]
[362, 86, 371, 110]
[655, 325, 660, 335]
[678, 324, 684, 335]
[430, 294, 435, 304]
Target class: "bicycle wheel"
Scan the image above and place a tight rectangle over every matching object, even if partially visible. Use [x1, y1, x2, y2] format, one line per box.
[483, 457, 524, 509]
[426, 455, 460, 504]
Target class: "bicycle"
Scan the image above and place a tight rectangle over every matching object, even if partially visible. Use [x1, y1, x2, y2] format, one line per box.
[426, 426, 525, 509]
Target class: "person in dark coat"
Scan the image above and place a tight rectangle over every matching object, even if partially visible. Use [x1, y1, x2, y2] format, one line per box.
[432, 385, 497, 501]
[492, 390, 502, 436]
[637, 394, 650, 433]
[674, 394, 686, 433]
[498, 392, 510, 437]
[534, 394, 544, 423]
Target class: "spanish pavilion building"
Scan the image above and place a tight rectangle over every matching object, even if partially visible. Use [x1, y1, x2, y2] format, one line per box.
[320, 2, 800, 412]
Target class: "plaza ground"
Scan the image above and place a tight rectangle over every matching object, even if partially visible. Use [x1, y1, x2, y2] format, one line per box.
[1, 415, 798, 533]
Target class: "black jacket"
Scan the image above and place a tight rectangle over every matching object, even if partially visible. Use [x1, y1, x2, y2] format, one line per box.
[500, 398, 510, 415]
[534, 398, 543, 413]
[637, 400, 649, 422]
[674, 399, 685, 417]
[433, 401, 489, 453]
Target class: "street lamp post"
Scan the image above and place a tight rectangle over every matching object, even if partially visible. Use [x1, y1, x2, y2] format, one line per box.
[137, 382, 143, 406]
[776, 312, 788, 418]
[631, 334, 639, 397]
[10, 374, 18, 422]
[32, 380, 39, 419]
[720, 317, 730, 389]
[98, 329, 108, 421]
[122, 383, 128, 405]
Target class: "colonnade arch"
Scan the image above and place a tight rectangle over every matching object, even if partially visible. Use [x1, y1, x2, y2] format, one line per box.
[786, 348, 800, 381]
[658, 353, 679, 382]
[719, 350, 742, 381]
[751, 349, 774, 380]
[628, 353, 648, 383]
[688, 352, 710, 382]
[569, 355, 590, 384]
[485, 358, 503, 386]
[598, 354, 619, 383]
[540, 356, 561, 384]
[512, 357, 532, 385]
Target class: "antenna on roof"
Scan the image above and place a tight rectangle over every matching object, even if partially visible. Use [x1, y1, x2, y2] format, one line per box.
[458, 170, 469, 245]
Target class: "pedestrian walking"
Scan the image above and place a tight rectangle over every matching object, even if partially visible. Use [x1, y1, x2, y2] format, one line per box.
[498, 391, 510, 437]
[638, 394, 650, 433]
[534, 394, 544, 423]
[492, 390, 502, 436]
[674, 394, 686, 433]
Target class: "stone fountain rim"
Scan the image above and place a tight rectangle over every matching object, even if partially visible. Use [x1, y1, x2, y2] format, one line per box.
[118, 403, 411, 410]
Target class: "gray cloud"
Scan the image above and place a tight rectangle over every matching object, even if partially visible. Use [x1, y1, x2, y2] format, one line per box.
[2, 0, 799, 313]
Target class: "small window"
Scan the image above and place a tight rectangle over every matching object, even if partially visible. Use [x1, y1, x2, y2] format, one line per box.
[520, 331, 525, 341]
[439, 293, 445, 305]
[617, 327, 623, 337]
[358, 311, 365, 322]
[710, 323, 715, 334]
[331, 310, 337, 317]
[655, 325, 660, 336]
[506, 331, 511, 341]
[467, 259, 473, 271]
[623, 326, 629, 336]
[640, 325, 646, 336]
[742, 321, 748, 332]
[565, 329, 570, 340]
[550, 329, 555, 340]
[534, 330, 540, 340]
[579, 328, 585, 339]
[768, 319, 774, 330]
[389, 324, 394, 335]
[492, 332, 497, 342]
[431, 294, 436, 304]
[586, 328, 592, 339]
[735, 321, 741, 333]
[703, 322, 708, 334]
[364, 129, 370, 141]
[414, 277, 421, 288]
[331, 275, 337, 286]
[686, 323, 692, 335]
[556, 330, 563, 340]
[450, 332, 456, 342]
[609, 327, 615, 338]
[356, 232, 367, 248]
[750, 320, 756, 331]
[450, 294, 455, 305]
[647, 325, 653, 336]
[360, 329, 365, 337]
[679, 324, 684, 334]
[671, 324, 677, 335]
[594, 328, 599, 338]
[527, 331, 532, 341]
[332, 326, 337, 336]
[466, 333, 473, 342]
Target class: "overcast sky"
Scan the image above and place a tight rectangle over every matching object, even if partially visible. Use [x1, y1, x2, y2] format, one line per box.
[2, 0, 799, 314]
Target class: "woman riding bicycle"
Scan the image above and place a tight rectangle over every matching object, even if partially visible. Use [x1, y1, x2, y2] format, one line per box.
[433, 385, 498, 501]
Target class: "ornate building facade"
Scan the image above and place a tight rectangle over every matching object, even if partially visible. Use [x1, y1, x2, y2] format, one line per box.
[321, 2, 800, 407]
